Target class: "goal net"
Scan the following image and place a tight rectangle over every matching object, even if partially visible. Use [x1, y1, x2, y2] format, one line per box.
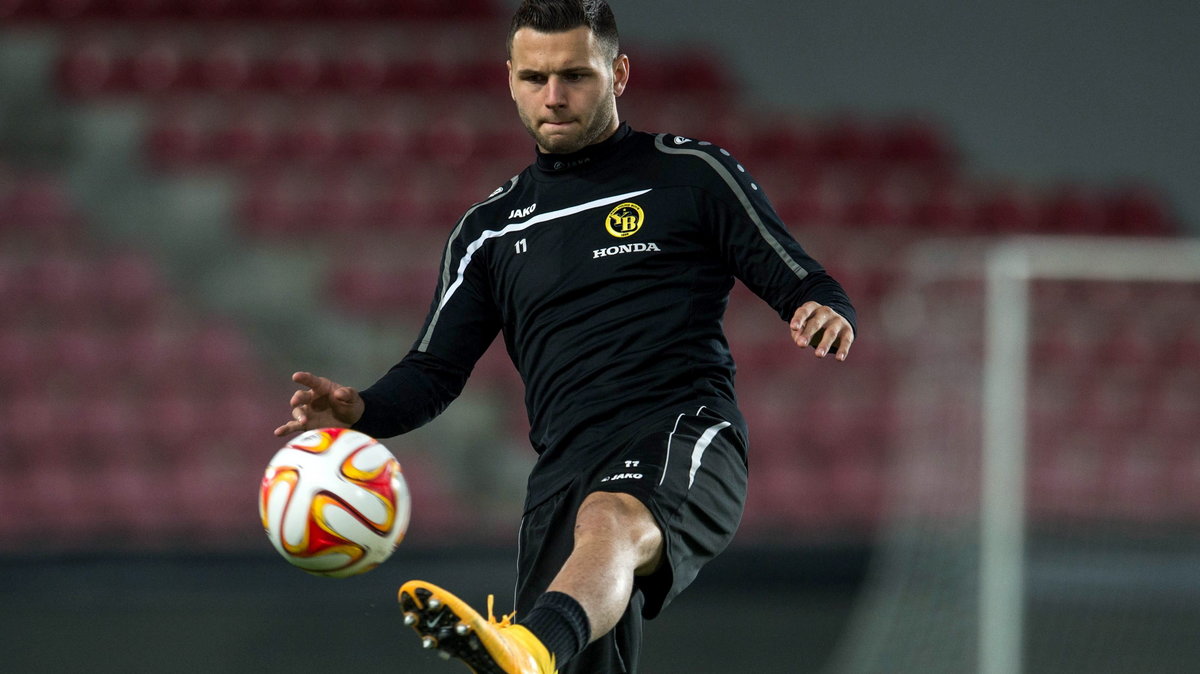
[828, 236, 1200, 674]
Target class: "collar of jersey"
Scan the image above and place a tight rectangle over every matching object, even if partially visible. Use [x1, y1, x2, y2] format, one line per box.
[533, 122, 633, 175]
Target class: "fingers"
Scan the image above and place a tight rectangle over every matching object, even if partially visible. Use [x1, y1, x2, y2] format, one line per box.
[278, 372, 325, 437]
[790, 302, 854, 361]
[277, 371, 363, 436]
[831, 325, 854, 361]
[274, 403, 309, 437]
[274, 420, 304, 437]
[292, 371, 332, 395]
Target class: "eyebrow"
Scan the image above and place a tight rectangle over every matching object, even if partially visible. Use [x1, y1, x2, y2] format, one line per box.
[515, 65, 596, 78]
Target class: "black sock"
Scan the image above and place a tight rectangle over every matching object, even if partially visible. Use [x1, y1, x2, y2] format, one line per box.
[518, 591, 591, 665]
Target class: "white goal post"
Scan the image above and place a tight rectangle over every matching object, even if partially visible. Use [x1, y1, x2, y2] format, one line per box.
[827, 234, 1200, 674]
[980, 236, 1200, 674]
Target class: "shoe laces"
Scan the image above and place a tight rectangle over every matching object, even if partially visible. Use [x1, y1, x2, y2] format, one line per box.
[486, 594, 517, 628]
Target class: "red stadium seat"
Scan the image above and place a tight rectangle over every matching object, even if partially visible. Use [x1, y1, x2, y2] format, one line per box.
[238, 168, 307, 236]
[880, 116, 954, 170]
[197, 35, 257, 91]
[753, 456, 839, 530]
[772, 171, 843, 227]
[120, 325, 191, 392]
[1029, 432, 1108, 520]
[392, 451, 473, 539]
[1039, 185, 1105, 234]
[342, 104, 414, 166]
[1104, 185, 1174, 235]
[663, 51, 731, 93]
[100, 251, 166, 324]
[212, 105, 275, 168]
[303, 170, 370, 233]
[143, 392, 205, 453]
[28, 466, 94, 542]
[744, 118, 819, 164]
[129, 35, 185, 93]
[331, 38, 389, 92]
[819, 117, 883, 165]
[28, 253, 92, 314]
[1165, 448, 1200, 517]
[56, 35, 121, 97]
[276, 107, 342, 165]
[910, 179, 974, 233]
[192, 322, 254, 372]
[5, 395, 71, 463]
[51, 327, 116, 381]
[328, 257, 439, 318]
[1100, 440, 1172, 521]
[4, 175, 76, 228]
[846, 176, 913, 229]
[974, 184, 1038, 233]
[0, 329, 49, 394]
[1163, 321, 1200, 368]
[146, 105, 210, 169]
[266, 38, 327, 92]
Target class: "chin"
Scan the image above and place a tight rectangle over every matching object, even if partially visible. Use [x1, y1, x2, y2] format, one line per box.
[538, 134, 585, 154]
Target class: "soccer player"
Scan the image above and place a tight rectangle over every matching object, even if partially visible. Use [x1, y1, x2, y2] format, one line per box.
[274, 1, 856, 672]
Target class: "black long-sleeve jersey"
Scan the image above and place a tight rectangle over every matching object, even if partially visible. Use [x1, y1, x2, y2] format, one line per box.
[353, 123, 856, 506]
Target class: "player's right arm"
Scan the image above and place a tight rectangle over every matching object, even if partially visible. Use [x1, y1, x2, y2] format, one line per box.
[298, 207, 506, 442]
[275, 182, 514, 439]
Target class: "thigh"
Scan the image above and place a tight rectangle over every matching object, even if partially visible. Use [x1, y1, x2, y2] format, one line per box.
[588, 404, 749, 620]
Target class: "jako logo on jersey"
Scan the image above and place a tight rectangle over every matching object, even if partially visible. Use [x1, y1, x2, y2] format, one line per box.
[605, 202, 644, 238]
[509, 203, 536, 219]
[592, 242, 661, 258]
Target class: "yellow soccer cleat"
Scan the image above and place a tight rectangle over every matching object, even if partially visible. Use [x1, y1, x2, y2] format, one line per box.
[398, 580, 557, 674]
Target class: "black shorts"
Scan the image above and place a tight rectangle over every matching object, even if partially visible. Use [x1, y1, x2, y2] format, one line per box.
[514, 405, 748, 673]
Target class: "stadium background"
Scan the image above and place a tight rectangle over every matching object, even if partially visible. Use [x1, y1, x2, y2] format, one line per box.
[1, 0, 1196, 671]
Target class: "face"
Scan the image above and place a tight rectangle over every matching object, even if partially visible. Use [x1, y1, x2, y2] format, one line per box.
[508, 26, 629, 154]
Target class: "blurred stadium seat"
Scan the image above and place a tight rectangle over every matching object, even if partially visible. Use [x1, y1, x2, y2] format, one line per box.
[0, 0, 1192, 552]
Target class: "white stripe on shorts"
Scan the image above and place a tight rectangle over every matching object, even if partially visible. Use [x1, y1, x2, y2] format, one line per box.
[688, 421, 732, 489]
[660, 406, 711, 486]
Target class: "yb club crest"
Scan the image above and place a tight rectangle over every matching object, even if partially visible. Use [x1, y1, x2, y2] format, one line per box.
[605, 202, 644, 238]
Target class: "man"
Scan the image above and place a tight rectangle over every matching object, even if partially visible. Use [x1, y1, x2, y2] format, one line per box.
[274, 1, 856, 672]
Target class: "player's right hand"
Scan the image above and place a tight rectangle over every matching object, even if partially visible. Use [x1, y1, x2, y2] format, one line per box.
[274, 371, 365, 437]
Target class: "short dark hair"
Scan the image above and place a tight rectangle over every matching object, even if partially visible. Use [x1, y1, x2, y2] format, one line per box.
[507, 0, 620, 61]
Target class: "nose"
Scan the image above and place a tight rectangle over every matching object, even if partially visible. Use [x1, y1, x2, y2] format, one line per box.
[544, 75, 567, 108]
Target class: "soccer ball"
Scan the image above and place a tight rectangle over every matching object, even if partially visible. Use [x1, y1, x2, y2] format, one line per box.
[260, 428, 410, 578]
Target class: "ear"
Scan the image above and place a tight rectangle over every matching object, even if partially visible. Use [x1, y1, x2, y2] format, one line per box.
[506, 59, 516, 101]
[612, 54, 630, 97]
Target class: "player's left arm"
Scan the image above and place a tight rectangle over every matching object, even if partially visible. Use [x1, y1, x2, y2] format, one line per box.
[691, 144, 857, 360]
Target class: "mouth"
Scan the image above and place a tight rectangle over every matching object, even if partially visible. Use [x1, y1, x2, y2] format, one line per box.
[541, 120, 575, 130]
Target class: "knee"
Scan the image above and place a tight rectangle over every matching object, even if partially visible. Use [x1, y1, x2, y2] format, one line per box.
[575, 492, 663, 572]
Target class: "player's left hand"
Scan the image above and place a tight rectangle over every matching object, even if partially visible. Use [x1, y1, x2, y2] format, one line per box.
[789, 301, 854, 361]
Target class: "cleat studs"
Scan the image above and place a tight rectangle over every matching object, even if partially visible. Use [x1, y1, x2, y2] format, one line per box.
[455, 623, 470, 636]
[422, 636, 437, 649]
[427, 598, 442, 610]
[403, 612, 417, 626]
[438, 652, 451, 660]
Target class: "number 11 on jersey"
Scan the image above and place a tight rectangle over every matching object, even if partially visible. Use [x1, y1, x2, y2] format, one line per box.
[515, 238, 528, 254]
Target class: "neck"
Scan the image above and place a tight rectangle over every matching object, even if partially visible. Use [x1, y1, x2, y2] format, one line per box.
[535, 122, 632, 173]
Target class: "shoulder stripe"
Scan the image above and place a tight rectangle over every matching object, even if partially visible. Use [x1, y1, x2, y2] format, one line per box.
[419, 174, 521, 352]
[652, 134, 808, 281]
[418, 186, 652, 352]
